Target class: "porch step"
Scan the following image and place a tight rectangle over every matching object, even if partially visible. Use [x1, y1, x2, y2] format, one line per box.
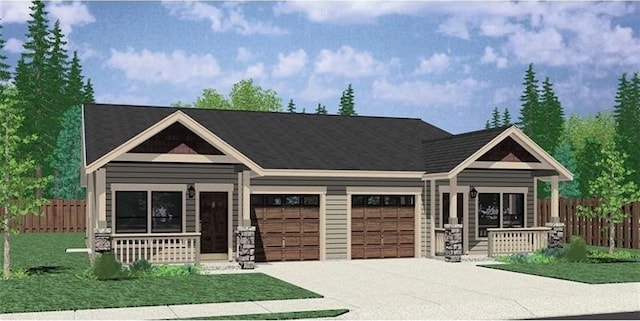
[199, 262, 243, 274]
[429, 255, 496, 262]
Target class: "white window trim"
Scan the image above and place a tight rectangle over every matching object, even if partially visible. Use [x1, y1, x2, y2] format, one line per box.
[438, 185, 469, 254]
[111, 183, 187, 235]
[474, 186, 528, 241]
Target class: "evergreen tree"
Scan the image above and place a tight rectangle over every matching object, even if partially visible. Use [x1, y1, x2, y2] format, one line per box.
[15, 0, 55, 193]
[518, 63, 541, 141]
[315, 103, 327, 115]
[490, 107, 501, 127]
[540, 77, 564, 152]
[50, 105, 85, 199]
[553, 140, 581, 198]
[48, 20, 69, 115]
[66, 51, 86, 107]
[287, 99, 296, 113]
[0, 23, 10, 85]
[83, 79, 95, 103]
[338, 84, 356, 116]
[485, 120, 491, 129]
[613, 73, 640, 187]
[502, 108, 511, 126]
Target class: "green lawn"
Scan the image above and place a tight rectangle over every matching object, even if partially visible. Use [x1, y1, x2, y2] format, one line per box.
[0, 232, 322, 314]
[482, 246, 640, 284]
[171, 309, 350, 320]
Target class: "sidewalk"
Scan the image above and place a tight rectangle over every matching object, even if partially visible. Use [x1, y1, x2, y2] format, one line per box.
[0, 298, 350, 320]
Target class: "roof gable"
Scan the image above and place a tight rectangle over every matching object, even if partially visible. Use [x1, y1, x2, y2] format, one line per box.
[130, 122, 224, 155]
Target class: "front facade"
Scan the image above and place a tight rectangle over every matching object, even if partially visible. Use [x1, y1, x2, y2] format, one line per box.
[82, 104, 572, 264]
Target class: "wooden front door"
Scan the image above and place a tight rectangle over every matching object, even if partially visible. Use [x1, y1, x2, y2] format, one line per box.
[200, 192, 228, 254]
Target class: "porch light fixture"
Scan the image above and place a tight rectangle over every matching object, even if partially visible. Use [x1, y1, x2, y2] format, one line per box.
[188, 185, 195, 199]
[470, 187, 478, 199]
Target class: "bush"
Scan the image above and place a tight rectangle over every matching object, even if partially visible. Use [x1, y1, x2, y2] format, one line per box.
[129, 259, 153, 277]
[10, 268, 30, 280]
[93, 252, 129, 280]
[150, 264, 200, 277]
[564, 236, 588, 262]
[75, 268, 97, 281]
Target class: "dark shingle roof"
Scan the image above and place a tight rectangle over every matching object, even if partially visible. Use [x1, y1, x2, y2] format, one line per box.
[83, 104, 453, 171]
[422, 126, 508, 173]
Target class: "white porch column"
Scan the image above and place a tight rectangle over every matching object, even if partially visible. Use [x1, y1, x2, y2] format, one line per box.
[449, 176, 458, 224]
[96, 168, 106, 228]
[550, 175, 559, 223]
[242, 170, 251, 226]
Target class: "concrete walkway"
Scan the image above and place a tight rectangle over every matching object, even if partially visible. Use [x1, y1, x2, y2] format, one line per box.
[2, 258, 639, 320]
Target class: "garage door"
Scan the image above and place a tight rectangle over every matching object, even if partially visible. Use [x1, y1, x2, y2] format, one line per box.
[351, 195, 415, 259]
[250, 194, 320, 262]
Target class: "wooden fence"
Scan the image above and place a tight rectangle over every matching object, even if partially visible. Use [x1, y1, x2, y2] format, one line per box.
[1, 199, 86, 233]
[537, 198, 640, 249]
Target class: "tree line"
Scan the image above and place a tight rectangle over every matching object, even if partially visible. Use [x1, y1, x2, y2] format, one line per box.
[173, 80, 357, 116]
[1, 0, 94, 278]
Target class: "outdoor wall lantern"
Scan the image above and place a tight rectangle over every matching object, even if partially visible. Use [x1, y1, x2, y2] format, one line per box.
[188, 185, 195, 199]
[470, 187, 478, 199]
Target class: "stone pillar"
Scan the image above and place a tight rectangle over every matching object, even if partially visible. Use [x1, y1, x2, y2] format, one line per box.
[94, 227, 112, 253]
[546, 222, 565, 249]
[236, 226, 256, 269]
[444, 224, 463, 262]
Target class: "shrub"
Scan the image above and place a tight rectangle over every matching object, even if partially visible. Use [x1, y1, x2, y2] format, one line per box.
[93, 252, 129, 280]
[129, 259, 153, 277]
[10, 268, 29, 279]
[75, 268, 97, 281]
[564, 236, 588, 262]
[151, 264, 200, 277]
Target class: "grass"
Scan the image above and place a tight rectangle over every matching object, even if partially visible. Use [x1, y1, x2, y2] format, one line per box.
[482, 246, 640, 284]
[0, 232, 322, 314]
[170, 309, 350, 320]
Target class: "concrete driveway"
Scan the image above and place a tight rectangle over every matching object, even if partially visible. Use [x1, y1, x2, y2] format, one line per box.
[257, 258, 640, 320]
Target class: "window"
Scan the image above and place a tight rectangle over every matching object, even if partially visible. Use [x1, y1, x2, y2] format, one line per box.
[477, 191, 526, 238]
[113, 185, 185, 234]
[151, 192, 182, 233]
[250, 194, 320, 208]
[115, 191, 147, 233]
[351, 195, 415, 207]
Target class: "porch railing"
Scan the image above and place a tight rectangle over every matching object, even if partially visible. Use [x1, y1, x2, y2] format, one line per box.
[111, 233, 201, 264]
[434, 228, 446, 256]
[487, 227, 550, 257]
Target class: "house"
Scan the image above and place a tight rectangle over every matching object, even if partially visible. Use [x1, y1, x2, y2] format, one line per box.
[81, 103, 572, 264]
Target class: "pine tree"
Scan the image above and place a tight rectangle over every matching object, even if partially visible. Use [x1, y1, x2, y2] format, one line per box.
[490, 107, 501, 127]
[15, 0, 55, 194]
[540, 77, 564, 152]
[518, 63, 541, 140]
[0, 23, 11, 85]
[83, 79, 95, 103]
[613, 73, 640, 187]
[338, 84, 356, 116]
[553, 141, 581, 198]
[48, 20, 69, 114]
[50, 105, 85, 199]
[502, 108, 511, 126]
[66, 51, 85, 107]
[286, 99, 296, 113]
[315, 103, 327, 115]
[485, 120, 490, 129]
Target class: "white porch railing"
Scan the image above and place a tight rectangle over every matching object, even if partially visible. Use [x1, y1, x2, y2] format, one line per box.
[434, 228, 446, 256]
[111, 233, 201, 264]
[487, 227, 551, 257]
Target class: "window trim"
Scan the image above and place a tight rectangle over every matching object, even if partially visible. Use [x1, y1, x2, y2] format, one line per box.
[111, 184, 187, 235]
[474, 187, 528, 241]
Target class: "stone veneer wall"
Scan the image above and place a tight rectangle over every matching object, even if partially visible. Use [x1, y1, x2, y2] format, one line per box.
[236, 226, 256, 269]
[546, 222, 565, 249]
[444, 224, 463, 262]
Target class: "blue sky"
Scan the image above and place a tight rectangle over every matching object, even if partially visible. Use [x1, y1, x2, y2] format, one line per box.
[1, 1, 640, 134]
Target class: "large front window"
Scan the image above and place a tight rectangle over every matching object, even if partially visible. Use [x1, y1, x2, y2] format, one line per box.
[477, 192, 525, 238]
[114, 187, 184, 234]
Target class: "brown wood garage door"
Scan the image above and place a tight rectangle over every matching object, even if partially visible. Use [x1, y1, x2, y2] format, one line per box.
[351, 195, 415, 259]
[250, 194, 320, 262]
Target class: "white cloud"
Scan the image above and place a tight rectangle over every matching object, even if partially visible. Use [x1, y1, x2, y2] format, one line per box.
[272, 49, 308, 78]
[274, 1, 426, 23]
[437, 18, 470, 40]
[314, 46, 388, 78]
[372, 78, 488, 107]
[163, 1, 287, 36]
[4, 38, 23, 54]
[106, 48, 222, 86]
[245, 62, 267, 80]
[48, 1, 95, 35]
[415, 53, 449, 74]
[0, 1, 30, 24]
[480, 47, 508, 69]
[299, 76, 339, 103]
[236, 47, 252, 62]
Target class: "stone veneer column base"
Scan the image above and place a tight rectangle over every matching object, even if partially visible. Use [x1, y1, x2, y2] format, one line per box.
[444, 224, 463, 263]
[236, 226, 256, 269]
[546, 222, 565, 249]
